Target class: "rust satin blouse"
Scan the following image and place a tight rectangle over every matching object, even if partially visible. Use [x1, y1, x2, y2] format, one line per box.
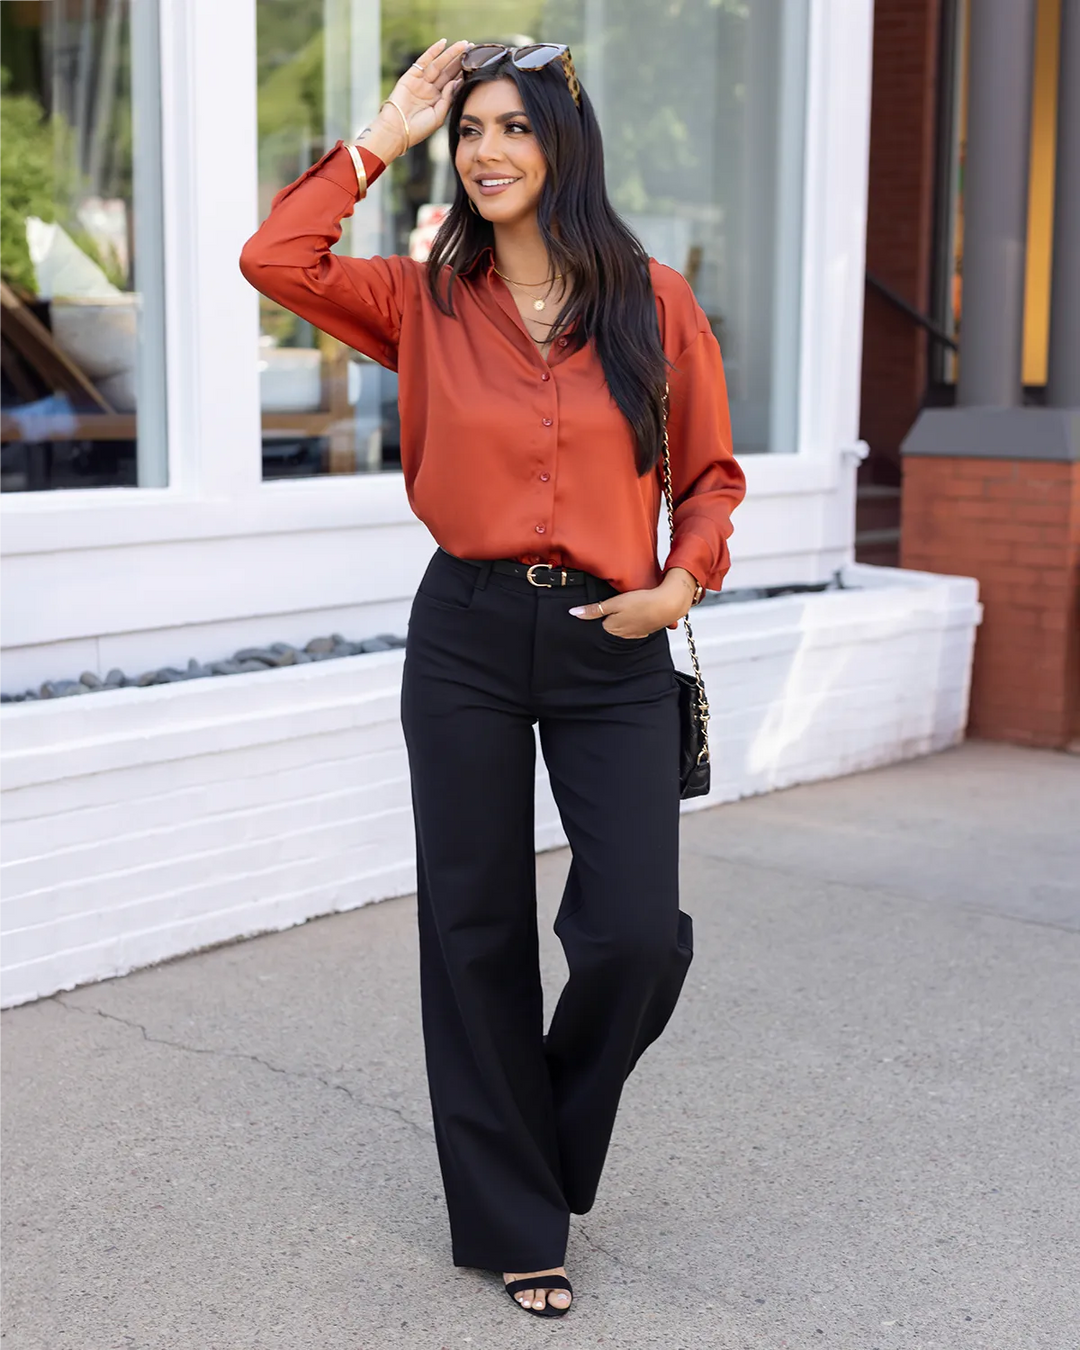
[240, 142, 746, 598]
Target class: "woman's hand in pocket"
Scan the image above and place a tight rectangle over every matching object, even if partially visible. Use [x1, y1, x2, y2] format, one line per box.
[569, 569, 698, 639]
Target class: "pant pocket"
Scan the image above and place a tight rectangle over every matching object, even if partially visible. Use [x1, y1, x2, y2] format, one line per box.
[416, 551, 478, 611]
[597, 622, 654, 650]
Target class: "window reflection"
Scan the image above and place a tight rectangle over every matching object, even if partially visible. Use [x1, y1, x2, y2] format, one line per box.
[0, 0, 166, 493]
[254, 0, 806, 476]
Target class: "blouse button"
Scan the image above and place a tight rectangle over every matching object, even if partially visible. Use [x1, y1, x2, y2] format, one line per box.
[535, 524, 546, 534]
[540, 472, 550, 482]
[541, 372, 551, 381]
[542, 417, 553, 427]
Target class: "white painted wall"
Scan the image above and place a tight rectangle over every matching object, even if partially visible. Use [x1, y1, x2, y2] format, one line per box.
[1, 565, 981, 1008]
[0, 0, 876, 690]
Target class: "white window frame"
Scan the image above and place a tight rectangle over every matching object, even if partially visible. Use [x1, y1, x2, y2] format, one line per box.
[1, 0, 873, 579]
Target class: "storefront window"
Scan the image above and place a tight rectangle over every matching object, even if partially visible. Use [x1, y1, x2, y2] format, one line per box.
[255, 0, 807, 475]
[931, 0, 1060, 389]
[0, 0, 167, 493]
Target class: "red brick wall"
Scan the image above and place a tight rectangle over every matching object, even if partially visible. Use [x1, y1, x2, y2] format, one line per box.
[902, 457, 1080, 747]
[860, 0, 943, 484]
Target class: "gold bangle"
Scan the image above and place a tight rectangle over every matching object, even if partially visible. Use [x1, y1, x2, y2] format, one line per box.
[381, 98, 410, 155]
[344, 142, 367, 198]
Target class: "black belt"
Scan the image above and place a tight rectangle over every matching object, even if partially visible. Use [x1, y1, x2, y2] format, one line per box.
[441, 548, 590, 588]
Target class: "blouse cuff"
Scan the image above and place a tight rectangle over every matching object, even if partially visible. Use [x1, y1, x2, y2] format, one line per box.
[271, 141, 386, 211]
[314, 142, 387, 198]
[663, 539, 711, 594]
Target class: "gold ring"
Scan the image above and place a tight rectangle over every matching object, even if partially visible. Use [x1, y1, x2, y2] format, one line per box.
[597, 601, 605, 616]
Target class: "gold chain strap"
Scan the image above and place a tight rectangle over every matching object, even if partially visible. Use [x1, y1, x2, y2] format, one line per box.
[661, 382, 710, 758]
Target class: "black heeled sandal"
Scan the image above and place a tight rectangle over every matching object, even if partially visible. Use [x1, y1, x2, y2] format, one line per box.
[503, 1275, 574, 1318]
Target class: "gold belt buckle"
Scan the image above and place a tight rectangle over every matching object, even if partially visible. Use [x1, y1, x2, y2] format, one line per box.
[526, 563, 567, 587]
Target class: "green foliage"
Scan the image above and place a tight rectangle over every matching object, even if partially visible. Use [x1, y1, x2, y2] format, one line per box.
[68, 224, 128, 292]
[0, 67, 56, 293]
[256, 1, 326, 206]
[255, 1, 548, 154]
[257, 31, 324, 145]
[381, 2, 545, 90]
[545, 0, 746, 218]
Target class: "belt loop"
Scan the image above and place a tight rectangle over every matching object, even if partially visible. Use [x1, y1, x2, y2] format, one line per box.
[584, 572, 603, 604]
[474, 558, 494, 591]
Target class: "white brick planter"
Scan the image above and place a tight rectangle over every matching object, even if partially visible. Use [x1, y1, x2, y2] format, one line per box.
[0, 563, 979, 1007]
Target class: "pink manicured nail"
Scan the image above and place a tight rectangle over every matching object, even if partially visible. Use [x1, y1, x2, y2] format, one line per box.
[568, 606, 585, 616]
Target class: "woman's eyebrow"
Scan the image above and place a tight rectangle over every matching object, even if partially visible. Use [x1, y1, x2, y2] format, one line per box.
[459, 110, 529, 125]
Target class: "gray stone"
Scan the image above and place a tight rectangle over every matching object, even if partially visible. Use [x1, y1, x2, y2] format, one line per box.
[264, 644, 299, 665]
[41, 680, 84, 698]
[233, 648, 278, 667]
[12, 626, 414, 706]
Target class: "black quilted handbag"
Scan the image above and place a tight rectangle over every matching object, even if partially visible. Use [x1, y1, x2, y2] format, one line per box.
[661, 384, 712, 799]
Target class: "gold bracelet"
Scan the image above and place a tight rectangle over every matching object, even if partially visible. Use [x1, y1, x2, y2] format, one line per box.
[344, 142, 367, 198]
[381, 98, 410, 155]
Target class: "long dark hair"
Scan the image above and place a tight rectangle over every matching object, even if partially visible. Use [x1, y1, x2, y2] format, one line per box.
[426, 56, 671, 475]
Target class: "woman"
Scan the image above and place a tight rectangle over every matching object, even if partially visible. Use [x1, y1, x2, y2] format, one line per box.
[240, 36, 745, 1319]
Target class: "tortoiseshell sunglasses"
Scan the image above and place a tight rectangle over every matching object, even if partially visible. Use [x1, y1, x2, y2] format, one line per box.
[460, 42, 582, 109]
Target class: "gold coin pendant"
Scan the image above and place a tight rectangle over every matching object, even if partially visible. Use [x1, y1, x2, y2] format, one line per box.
[533, 298, 546, 311]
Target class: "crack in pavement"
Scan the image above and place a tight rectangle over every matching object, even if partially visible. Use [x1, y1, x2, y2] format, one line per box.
[49, 1001, 750, 1305]
[575, 1222, 627, 1268]
[51, 996, 433, 1142]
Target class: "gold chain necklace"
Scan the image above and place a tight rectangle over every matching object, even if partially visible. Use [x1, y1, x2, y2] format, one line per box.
[493, 263, 565, 311]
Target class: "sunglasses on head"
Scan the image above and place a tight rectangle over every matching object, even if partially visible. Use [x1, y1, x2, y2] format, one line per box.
[461, 42, 581, 108]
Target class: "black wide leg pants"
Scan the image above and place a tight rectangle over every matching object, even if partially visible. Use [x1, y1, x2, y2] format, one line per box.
[400, 547, 694, 1272]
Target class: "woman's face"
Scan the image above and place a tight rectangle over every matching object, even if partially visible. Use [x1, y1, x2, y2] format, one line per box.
[455, 77, 547, 224]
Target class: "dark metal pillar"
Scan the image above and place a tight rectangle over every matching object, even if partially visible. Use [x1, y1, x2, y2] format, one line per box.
[1048, 0, 1080, 407]
[957, 0, 1037, 407]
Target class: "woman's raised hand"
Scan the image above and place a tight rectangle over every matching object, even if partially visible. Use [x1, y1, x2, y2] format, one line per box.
[375, 38, 472, 154]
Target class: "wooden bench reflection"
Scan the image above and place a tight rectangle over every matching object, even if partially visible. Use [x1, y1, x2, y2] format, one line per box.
[2, 281, 361, 469]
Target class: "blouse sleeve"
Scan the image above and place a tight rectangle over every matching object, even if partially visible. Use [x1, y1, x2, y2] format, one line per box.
[238, 141, 409, 371]
[661, 327, 747, 593]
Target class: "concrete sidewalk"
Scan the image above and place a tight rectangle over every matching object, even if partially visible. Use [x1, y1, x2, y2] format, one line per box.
[3, 741, 1078, 1350]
